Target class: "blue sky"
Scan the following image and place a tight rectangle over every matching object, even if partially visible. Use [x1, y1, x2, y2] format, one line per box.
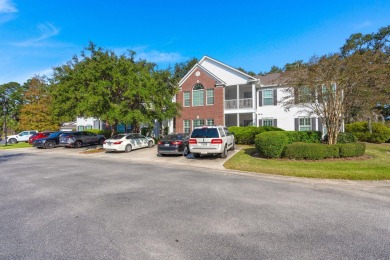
[1, 0, 390, 85]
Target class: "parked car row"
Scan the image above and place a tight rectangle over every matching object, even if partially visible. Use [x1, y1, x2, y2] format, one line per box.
[8, 125, 235, 159]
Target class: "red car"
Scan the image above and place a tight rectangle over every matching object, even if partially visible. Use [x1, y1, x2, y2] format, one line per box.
[28, 132, 54, 145]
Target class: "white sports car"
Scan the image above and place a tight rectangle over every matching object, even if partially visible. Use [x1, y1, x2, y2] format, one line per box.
[103, 133, 155, 152]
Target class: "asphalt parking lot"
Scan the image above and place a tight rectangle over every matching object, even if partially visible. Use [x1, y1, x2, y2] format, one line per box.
[24, 145, 238, 170]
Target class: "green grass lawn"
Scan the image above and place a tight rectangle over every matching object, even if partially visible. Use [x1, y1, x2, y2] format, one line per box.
[224, 143, 390, 180]
[0, 142, 32, 149]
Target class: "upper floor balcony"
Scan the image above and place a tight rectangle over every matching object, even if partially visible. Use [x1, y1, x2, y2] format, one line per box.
[225, 98, 253, 110]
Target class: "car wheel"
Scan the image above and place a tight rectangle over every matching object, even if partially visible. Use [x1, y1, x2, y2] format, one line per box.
[74, 140, 82, 148]
[148, 141, 153, 148]
[45, 141, 55, 149]
[98, 138, 105, 145]
[193, 153, 200, 158]
[183, 146, 189, 156]
[8, 138, 17, 144]
[125, 144, 132, 153]
[219, 146, 228, 158]
[230, 141, 235, 151]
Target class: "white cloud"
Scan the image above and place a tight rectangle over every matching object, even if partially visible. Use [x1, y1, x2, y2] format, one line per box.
[353, 20, 373, 30]
[136, 50, 185, 63]
[0, 0, 17, 13]
[14, 23, 60, 47]
[110, 45, 187, 65]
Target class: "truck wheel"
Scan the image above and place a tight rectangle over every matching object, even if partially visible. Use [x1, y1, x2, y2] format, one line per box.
[219, 146, 228, 158]
[230, 141, 235, 151]
[9, 138, 17, 144]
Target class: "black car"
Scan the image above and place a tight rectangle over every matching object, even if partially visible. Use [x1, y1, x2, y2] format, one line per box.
[33, 131, 64, 149]
[157, 133, 189, 156]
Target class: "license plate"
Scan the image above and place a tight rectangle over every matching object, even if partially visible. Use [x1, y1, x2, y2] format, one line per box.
[164, 144, 170, 146]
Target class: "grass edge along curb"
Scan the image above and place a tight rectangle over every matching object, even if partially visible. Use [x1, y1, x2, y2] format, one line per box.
[224, 143, 390, 180]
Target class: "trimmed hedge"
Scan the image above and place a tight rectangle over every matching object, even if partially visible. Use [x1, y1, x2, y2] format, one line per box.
[284, 131, 322, 144]
[283, 142, 366, 160]
[339, 143, 366, 158]
[323, 132, 357, 144]
[228, 126, 284, 145]
[283, 143, 326, 160]
[345, 122, 390, 143]
[88, 129, 112, 138]
[255, 131, 288, 158]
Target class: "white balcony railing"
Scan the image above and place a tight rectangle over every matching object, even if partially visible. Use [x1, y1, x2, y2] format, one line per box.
[225, 98, 253, 109]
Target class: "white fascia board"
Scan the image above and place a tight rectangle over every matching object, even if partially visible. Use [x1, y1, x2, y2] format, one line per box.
[178, 63, 226, 87]
[200, 56, 259, 82]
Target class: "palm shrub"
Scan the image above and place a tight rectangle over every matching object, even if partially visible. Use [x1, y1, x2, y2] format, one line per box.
[255, 131, 288, 158]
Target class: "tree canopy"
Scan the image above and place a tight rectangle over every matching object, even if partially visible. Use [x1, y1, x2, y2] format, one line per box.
[19, 76, 59, 131]
[0, 81, 26, 133]
[50, 42, 179, 134]
[281, 26, 390, 144]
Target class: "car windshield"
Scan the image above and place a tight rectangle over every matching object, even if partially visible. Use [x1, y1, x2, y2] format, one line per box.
[111, 134, 127, 139]
[191, 128, 219, 138]
[48, 132, 62, 138]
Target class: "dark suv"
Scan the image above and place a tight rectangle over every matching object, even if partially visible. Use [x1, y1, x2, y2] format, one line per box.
[59, 131, 105, 148]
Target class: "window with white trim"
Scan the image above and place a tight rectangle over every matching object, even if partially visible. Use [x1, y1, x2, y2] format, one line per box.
[78, 125, 85, 131]
[299, 117, 311, 131]
[206, 89, 214, 105]
[184, 120, 190, 133]
[263, 119, 274, 127]
[183, 92, 190, 107]
[207, 119, 214, 126]
[193, 119, 205, 128]
[192, 84, 204, 106]
[263, 89, 273, 105]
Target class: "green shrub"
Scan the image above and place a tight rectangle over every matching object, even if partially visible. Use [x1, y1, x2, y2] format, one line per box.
[324, 145, 341, 158]
[284, 131, 322, 144]
[339, 143, 366, 157]
[283, 143, 326, 160]
[228, 126, 284, 145]
[323, 132, 357, 144]
[88, 129, 112, 138]
[345, 122, 390, 143]
[255, 131, 288, 158]
[283, 142, 365, 160]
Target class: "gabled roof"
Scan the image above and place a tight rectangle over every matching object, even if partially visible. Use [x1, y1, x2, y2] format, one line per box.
[179, 55, 259, 87]
[179, 63, 226, 87]
[256, 72, 290, 87]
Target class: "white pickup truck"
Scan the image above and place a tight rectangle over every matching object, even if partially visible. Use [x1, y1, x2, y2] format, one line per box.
[6, 130, 38, 144]
[188, 126, 235, 158]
